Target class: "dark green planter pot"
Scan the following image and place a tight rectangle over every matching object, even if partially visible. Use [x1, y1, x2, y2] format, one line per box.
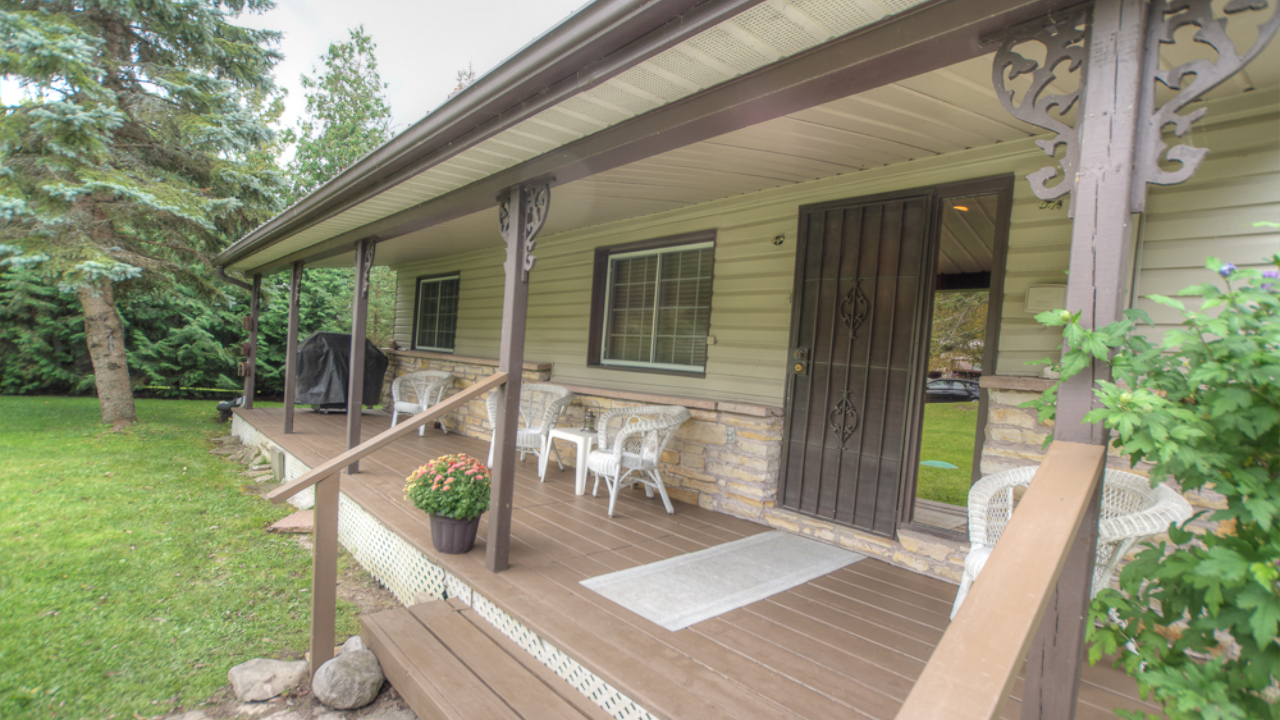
[429, 513, 481, 554]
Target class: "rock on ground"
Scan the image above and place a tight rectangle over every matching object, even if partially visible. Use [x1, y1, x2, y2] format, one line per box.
[311, 637, 385, 710]
[228, 658, 309, 702]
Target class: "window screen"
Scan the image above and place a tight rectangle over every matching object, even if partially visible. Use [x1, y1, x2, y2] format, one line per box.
[414, 275, 459, 351]
[602, 243, 712, 370]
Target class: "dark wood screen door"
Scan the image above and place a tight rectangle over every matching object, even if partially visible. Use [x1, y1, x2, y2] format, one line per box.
[780, 194, 932, 537]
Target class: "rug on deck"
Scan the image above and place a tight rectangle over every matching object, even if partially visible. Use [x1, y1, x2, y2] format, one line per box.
[579, 530, 864, 631]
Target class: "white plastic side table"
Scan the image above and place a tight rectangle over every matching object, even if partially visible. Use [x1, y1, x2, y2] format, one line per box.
[541, 427, 596, 495]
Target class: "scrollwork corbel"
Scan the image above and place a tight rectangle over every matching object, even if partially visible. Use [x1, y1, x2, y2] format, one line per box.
[498, 182, 551, 283]
[991, 10, 1090, 211]
[1132, 0, 1279, 208]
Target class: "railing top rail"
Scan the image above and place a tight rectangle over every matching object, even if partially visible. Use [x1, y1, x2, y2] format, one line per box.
[265, 372, 508, 503]
[894, 440, 1107, 720]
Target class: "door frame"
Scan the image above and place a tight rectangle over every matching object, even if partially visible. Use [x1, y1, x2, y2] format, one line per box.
[777, 175, 1014, 540]
[897, 174, 1015, 537]
[779, 185, 940, 538]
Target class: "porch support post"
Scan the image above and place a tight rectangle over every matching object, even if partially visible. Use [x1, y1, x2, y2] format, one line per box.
[1022, 1, 1146, 718]
[242, 273, 261, 410]
[283, 261, 304, 434]
[346, 239, 376, 473]
[487, 182, 550, 573]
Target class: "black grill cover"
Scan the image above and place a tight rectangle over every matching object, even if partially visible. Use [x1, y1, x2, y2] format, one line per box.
[295, 333, 388, 410]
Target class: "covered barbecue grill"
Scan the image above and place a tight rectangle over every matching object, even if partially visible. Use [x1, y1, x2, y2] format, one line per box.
[295, 332, 388, 412]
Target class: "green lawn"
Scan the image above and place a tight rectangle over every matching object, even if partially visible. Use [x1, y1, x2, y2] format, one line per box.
[916, 401, 981, 507]
[0, 396, 359, 719]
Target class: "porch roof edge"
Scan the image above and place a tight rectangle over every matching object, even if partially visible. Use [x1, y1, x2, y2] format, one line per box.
[214, 0, 750, 273]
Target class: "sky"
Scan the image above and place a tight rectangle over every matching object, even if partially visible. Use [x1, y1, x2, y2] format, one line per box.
[237, 0, 590, 135]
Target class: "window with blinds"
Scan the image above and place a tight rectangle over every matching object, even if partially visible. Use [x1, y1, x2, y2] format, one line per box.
[601, 241, 713, 371]
[413, 274, 460, 351]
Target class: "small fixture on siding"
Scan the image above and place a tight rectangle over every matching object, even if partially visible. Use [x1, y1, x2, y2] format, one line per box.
[1024, 284, 1068, 314]
[706, 335, 717, 345]
[773, 234, 786, 246]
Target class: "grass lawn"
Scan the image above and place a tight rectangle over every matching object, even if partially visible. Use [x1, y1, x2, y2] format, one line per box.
[0, 396, 360, 719]
[916, 401, 982, 507]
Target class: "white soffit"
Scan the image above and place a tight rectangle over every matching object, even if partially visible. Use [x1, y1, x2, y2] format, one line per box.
[243, 0, 932, 270]
[254, 0, 1280, 272]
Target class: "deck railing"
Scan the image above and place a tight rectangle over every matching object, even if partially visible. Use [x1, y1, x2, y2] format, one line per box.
[895, 441, 1107, 720]
[265, 372, 507, 672]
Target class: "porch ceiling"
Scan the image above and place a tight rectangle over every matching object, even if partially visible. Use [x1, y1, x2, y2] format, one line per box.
[227, 0, 1279, 274]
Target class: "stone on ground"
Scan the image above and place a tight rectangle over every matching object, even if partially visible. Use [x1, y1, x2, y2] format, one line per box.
[312, 636, 385, 710]
[228, 658, 309, 702]
[268, 510, 314, 533]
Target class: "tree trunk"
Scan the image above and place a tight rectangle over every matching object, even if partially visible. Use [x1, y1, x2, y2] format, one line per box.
[78, 279, 136, 425]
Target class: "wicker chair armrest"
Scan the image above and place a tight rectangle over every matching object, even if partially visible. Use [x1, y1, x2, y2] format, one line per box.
[1099, 483, 1193, 542]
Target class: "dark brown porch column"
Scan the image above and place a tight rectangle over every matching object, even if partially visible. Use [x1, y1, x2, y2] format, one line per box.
[283, 261, 304, 434]
[487, 183, 550, 573]
[242, 273, 261, 410]
[1022, 1, 1146, 717]
[346, 239, 376, 473]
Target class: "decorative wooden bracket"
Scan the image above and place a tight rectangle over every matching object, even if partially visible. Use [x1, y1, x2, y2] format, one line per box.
[1132, 0, 1280, 209]
[498, 182, 551, 282]
[992, 0, 1278, 213]
[991, 9, 1090, 210]
[356, 239, 377, 299]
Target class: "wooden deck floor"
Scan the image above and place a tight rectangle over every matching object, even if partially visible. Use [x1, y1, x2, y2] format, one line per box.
[237, 407, 1157, 720]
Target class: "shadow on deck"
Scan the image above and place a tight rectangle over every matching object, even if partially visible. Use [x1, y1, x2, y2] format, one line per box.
[233, 406, 1155, 720]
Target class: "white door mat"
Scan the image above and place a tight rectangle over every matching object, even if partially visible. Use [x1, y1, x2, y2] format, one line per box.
[580, 530, 864, 631]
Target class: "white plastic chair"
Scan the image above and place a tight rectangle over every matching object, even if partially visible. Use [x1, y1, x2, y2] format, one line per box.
[390, 371, 455, 436]
[485, 383, 574, 473]
[950, 466, 1194, 619]
[588, 405, 691, 517]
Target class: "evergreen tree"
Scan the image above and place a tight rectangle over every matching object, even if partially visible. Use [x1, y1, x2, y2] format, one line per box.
[0, 0, 285, 425]
[280, 26, 396, 354]
[285, 25, 391, 200]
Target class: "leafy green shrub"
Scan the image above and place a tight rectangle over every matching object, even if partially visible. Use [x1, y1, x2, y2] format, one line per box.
[404, 454, 492, 520]
[1026, 256, 1280, 719]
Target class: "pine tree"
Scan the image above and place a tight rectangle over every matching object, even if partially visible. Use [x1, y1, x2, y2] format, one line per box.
[0, 0, 285, 424]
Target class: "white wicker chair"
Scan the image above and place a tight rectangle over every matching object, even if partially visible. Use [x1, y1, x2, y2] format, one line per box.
[950, 466, 1193, 619]
[485, 384, 574, 474]
[390, 371, 455, 436]
[588, 405, 691, 517]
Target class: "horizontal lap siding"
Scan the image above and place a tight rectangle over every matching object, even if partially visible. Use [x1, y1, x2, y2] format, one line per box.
[1133, 101, 1280, 336]
[389, 92, 1276, 406]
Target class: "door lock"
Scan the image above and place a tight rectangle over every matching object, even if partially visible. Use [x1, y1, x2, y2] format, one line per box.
[791, 348, 809, 375]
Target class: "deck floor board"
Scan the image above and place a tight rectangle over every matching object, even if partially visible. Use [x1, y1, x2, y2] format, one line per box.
[236, 407, 1158, 720]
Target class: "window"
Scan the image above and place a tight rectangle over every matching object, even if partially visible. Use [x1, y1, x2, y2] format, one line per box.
[588, 233, 715, 373]
[412, 274, 460, 351]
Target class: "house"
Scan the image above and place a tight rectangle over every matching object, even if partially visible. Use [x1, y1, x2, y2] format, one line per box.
[214, 0, 1278, 718]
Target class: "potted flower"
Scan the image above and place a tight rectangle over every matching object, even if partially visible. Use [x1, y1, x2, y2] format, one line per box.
[404, 453, 491, 554]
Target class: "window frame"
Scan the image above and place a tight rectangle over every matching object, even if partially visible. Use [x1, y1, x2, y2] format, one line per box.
[587, 231, 716, 377]
[410, 272, 461, 352]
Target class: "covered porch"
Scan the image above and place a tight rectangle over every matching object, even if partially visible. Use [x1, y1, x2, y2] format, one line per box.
[232, 405, 1155, 720]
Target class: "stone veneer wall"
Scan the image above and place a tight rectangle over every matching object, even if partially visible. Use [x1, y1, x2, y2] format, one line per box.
[979, 375, 1229, 557]
[382, 350, 972, 583]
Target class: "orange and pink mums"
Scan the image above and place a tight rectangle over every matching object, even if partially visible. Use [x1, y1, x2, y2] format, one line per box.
[404, 454, 493, 521]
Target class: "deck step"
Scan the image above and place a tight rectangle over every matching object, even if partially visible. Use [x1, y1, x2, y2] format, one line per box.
[362, 599, 613, 720]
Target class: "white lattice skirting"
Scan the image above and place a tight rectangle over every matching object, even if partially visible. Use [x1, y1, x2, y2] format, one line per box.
[230, 416, 654, 720]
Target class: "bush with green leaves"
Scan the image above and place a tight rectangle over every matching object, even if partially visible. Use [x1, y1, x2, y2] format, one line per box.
[404, 454, 492, 521]
[1025, 256, 1279, 720]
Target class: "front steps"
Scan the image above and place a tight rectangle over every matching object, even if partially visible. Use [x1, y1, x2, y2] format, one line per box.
[362, 599, 615, 720]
